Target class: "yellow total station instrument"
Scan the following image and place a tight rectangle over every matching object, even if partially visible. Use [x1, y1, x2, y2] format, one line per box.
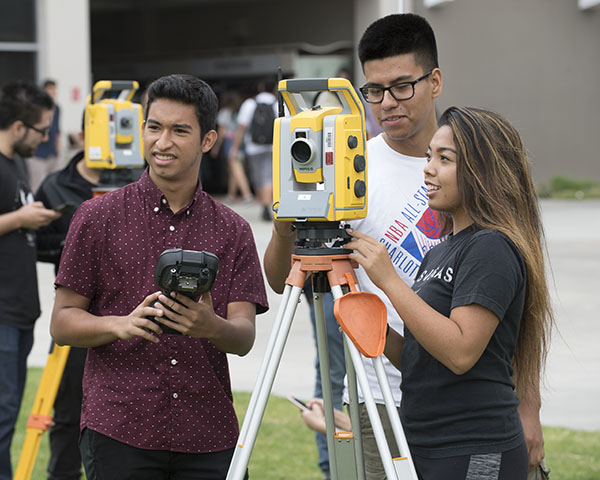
[273, 77, 367, 222]
[229, 81, 417, 480]
[84, 80, 145, 170]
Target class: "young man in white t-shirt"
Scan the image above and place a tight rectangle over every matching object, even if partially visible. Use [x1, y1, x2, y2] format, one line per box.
[264, 15, 443, 478]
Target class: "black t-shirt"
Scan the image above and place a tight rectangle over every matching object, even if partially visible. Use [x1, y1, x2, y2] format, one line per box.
[401, 225, 526, 458]
[0, 152, 40, 328]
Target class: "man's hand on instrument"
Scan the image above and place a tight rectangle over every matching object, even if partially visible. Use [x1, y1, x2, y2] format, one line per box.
[112, 291, 163, 343]
[155, 291, 217, 338]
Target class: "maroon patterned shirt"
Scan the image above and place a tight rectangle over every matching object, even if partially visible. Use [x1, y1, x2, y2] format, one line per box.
[55, 169, 268, 453]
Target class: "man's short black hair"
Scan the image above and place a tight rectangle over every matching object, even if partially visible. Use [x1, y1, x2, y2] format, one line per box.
[145, 74, 218, 138]
[358, 14, 439, 73]
[0, 80, 54, 130]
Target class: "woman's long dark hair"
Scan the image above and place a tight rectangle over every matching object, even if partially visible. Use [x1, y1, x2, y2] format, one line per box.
[438, 106, 554, 398]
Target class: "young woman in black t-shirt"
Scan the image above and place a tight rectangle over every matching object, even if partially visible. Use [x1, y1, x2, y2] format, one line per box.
[346, 107, 554, 480]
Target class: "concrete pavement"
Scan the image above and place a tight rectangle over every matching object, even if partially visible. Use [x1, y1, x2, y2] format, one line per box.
[31, 198, 600, 431]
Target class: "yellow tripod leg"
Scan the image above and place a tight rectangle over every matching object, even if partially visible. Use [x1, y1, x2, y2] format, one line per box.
[14, 343, 71, 480]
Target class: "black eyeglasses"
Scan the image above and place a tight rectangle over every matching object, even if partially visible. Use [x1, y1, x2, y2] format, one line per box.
[22, 122, 51, 136]
[359, 71, 433, 104]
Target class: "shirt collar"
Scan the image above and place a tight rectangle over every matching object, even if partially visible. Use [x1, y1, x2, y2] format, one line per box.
[139, 167, 204, 215]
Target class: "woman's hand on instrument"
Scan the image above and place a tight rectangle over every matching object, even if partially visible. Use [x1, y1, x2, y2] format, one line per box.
[345, 228, 398, 291]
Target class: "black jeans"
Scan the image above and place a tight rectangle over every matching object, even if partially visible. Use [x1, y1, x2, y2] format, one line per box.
[80, 429, 247, 480]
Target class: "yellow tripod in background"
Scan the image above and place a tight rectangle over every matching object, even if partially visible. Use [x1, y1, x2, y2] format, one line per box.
[14, 343, 70, 480]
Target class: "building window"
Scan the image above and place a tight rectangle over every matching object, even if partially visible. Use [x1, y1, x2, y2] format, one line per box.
[0, 52, 36, 85]
[0, 0, 37, 83]
[0, 0, 36, 42]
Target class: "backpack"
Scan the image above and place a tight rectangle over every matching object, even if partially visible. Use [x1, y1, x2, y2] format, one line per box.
[249, 99, 276, 145]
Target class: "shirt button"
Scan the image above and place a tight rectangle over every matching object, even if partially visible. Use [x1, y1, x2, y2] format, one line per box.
[169, 225, 175, 231]
[162, 198, 167, 204]
[171, 359, 177, 365]
[153, 207, 159, 213]
[186, 210, 190, 215]
[173, 393, 178, 399]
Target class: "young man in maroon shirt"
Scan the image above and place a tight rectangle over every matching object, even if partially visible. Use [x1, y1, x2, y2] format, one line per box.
[51, 74, 268, 480]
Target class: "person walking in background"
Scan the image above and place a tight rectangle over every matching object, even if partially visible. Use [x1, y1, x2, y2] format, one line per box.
[229, 77, 278, 221]
[211, 89, 253, 204]
[346, 106, 554, 480]
[0, 80, 59, 480]
[35, 128, 99, 480]
[26, 79, 62, 192]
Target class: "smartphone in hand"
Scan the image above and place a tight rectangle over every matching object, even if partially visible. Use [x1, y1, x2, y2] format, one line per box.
[54, 203, 76, 213]
[287, 395, 309, 411]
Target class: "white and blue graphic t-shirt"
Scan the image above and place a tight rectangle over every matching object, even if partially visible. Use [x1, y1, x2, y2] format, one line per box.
[344, 133, 444, 404]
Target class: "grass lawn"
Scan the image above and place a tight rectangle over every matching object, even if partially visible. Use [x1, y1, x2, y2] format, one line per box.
[12, 368, 600, 479]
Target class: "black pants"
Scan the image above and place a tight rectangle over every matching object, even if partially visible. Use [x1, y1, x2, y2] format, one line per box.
[80, 429, 247, 480]
[412, 442, 529, 480]
[48, 346, 87, 480]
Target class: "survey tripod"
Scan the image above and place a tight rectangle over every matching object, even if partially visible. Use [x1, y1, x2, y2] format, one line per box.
[14, 342, 71, 480]
[227, 222, 418, 480]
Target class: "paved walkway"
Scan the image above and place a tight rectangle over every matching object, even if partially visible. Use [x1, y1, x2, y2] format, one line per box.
[31, 198, 600, 431]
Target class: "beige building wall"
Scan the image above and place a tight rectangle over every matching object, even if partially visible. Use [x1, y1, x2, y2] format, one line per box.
[414, 0, 600, 184]
[38, 0, 91, 148]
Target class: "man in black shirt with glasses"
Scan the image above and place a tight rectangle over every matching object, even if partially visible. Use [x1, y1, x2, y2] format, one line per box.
[0, 80, 60, 480]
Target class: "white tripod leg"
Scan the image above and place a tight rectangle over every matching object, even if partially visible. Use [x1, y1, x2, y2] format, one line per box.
[312, 290, 341, 479]
[331, 285, 400, 480]
[227, 283, 304, 480]
[344, 340, 366, 480]
[372, 357, 418, 479]
[344, 338, 401, 480]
